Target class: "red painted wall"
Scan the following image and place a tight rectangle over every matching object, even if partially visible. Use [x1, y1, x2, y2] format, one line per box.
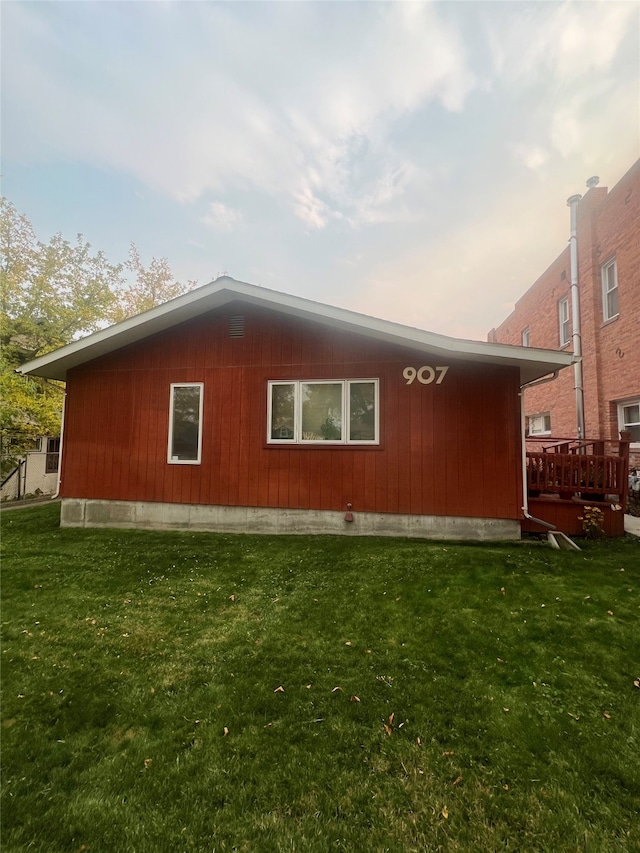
[61, 304, 523, 521]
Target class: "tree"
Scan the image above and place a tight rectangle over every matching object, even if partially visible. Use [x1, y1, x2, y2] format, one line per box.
[1, 199, 199, 475]
[1, 198, 123, 471]
[109, 243, 197, 323]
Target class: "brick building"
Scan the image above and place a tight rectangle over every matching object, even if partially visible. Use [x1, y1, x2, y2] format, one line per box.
[488, 158, 640, 467]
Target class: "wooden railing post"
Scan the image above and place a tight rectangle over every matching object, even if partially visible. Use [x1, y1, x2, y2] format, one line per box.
[619, 430, 631, 512]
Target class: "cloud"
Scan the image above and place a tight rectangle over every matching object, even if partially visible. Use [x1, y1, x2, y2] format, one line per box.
[2, 0, 637, 341]
[512, 144, 550, 174]
[201, 202, 243, 232]
[2, 1, 475, 229]
[485, 0, 636, 85]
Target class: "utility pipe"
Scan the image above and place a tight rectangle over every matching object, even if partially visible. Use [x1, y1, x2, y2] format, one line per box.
[567, 193, 585, 441]
[519, 374, 559, 530]
[51, 388, 67, 500]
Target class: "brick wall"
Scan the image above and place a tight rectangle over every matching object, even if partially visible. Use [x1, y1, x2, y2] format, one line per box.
[489, 159, 640, 467]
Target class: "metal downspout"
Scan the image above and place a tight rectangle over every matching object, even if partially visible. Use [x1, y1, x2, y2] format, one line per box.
[51, 388, 67, 500]
[567, 193, 585, 441]
[520, 373, 559, 530]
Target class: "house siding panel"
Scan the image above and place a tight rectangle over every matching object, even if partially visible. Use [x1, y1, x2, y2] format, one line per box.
[60, 306, 523, 522]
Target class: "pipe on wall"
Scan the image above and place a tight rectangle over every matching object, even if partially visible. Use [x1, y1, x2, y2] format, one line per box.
[519, 374, 559, 530]
[51, 389, 67, 500]
[567, 193, 586, 441]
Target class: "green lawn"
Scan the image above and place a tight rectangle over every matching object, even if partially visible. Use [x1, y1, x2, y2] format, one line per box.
[1, 503, 639, 852]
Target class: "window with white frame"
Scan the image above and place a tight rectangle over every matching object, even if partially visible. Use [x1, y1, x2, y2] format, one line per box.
[522, 327, 530, 347]
[618, 399, 640, 444]
[268, 380, 379, 444]
[168, 383, 203, 463]
[558, 297, 570, 346]
[527, 412, 551, 436]
[601, 258, 619, 321]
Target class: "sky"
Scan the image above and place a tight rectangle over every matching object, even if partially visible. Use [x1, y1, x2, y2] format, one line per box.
[2, 0, 639, 341]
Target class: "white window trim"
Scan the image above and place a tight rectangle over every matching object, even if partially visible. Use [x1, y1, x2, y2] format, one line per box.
[558, 297, 570, 347]
[167, 382, 204, 465]
[521, 327, 530, 347]
[267, 379, 380, 445]
[528, 412, 551, 436]
[617, 398, 640, 448]
[601, 257, 619, 321]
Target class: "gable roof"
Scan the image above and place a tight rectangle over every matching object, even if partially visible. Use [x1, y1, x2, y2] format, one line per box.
[16, 276, 576, 384]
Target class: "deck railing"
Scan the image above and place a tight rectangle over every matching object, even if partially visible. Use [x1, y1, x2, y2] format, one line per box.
[525, 431, 631, 509]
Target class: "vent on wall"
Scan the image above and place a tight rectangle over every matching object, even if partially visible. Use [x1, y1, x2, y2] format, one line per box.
[228, 316, 245, 338]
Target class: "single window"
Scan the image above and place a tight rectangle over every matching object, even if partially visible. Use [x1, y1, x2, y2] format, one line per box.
[269, 383, 295, 440]
[618, 400, 640, 444]
[267, 380, 379, 445]
[349, 381, 377, 442]
[558, 297, 570, 347]
[528, 413, 551, 436]
[46, 437, 60, 473]
[521, 327, 530, 347]
[601, 258, 619, 321]
[168, 383, 203, 464]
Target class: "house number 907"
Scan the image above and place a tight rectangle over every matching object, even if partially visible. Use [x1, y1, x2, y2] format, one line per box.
[403, 365, 449, 385]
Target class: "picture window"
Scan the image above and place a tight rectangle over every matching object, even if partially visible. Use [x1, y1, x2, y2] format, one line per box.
[268, 380, 379, 445]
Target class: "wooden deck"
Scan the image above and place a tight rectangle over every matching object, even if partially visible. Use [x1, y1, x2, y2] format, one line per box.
[523, 432, 631, 537]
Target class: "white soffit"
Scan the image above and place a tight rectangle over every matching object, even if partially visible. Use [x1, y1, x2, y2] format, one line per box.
[16, 276, 576, 384]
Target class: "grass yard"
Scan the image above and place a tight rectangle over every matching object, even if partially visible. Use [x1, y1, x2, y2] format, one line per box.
[1, 503, 639, 852]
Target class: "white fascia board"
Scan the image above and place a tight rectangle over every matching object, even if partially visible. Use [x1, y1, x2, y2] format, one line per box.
[16, 276, 576, 384]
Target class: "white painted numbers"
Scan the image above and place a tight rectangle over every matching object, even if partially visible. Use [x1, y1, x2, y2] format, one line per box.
[403, 365, 449, 386]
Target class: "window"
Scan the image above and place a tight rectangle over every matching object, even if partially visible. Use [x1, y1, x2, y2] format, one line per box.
[45, 438, 60, 473]
[521, 327, 530, 347]
[601, 258, 619, 321]
[168, 383, 203, 464]
[527, 413, 551, 436]
[268, 380, 379, 445]
[618, 400, 640, 444]
[558, 297, 570, 346]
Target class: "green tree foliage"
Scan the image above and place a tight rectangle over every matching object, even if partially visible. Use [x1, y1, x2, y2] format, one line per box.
[1, 198, 197, 474]
[109, 243, 197, 323]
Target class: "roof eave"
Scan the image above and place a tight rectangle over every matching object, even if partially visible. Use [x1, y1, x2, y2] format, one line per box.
[15, 276, 577, 383]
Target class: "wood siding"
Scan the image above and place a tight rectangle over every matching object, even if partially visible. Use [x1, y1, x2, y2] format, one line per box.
[61, 304, 524, 521]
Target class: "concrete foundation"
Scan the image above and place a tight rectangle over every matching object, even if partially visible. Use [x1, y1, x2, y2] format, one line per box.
[61, 498, 520, 541]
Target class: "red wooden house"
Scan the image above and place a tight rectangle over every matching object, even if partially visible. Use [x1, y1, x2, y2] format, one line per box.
[18, 277, 577, 539]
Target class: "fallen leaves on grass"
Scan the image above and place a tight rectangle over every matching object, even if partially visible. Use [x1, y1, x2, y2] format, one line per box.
[441, 805, 449, 819]
[331, 686, 343, 693]
[274, 686, 284, 693]
[144, 758, 152, 770]
[223, 726, 229, 736]
[350, 695, 360, 702]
